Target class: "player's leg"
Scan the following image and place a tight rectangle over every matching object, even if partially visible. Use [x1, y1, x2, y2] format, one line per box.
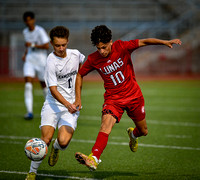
[24, 76, 34, 120]
[75, 104, 121, 171]
[127, 96, 148, 152]
[41, 125, 56, 146]
[92, 103, 122, 161]
[48, 125, 74, 166]
[75, 114, 116, 171]
[25, 126, 55, 180]
[133, 118, 148, 137]
[23, 61, 35, 120]
[127, 118, 148, 152]
[49, 110, 79, 166]
[129, 97, 148, 138]
[57, 125, 74, 148]
[92, 113, 116, 158]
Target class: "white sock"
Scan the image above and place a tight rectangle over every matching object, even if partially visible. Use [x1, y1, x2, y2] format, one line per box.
[29, 160, 42, 173]
[25, 82, 33, 113]
[53, 138, 68, 151]
[43, 87, 48, 98]
[92, 155, 102, 164]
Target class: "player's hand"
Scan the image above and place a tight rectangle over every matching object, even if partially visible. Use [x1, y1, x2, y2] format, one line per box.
[166, 39, 182, 48]
[67, 104, 77, 114]
[73, 100, 82, 111]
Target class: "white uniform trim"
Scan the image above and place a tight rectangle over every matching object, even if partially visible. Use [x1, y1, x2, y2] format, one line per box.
[40, 49, 85, 130]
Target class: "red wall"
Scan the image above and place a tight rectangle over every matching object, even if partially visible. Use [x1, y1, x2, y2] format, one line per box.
[0, 47, 9, 75]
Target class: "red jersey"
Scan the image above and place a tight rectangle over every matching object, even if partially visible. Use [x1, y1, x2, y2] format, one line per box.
[79, 39, 143, 100]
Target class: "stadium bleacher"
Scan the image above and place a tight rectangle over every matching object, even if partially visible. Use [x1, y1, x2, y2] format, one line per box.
[0, 0, 200, 77]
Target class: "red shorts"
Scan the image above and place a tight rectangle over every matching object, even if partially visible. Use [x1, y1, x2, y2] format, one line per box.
[102, 96, 145, 123]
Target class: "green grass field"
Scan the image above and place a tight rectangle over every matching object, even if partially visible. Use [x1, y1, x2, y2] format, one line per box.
[0, 79, 200, 180]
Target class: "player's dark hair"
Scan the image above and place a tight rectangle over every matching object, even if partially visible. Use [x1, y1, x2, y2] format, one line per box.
[91, 25, 112, 46]
[49, 26, 70, 42]
[23, 11, 35, 21]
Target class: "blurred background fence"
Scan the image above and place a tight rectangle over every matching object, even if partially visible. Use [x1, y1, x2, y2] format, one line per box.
[0, 0, 200, 78]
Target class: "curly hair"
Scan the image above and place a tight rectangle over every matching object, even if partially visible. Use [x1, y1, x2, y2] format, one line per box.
[90, 25, 112, 46]
[49, 26, 69, 41]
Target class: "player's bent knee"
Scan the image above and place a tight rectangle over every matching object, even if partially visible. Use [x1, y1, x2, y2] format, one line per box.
[141, 128, 148, 136]
[59, 141, 70, 149]
[58, 137, 71, 149]
[100, 115, 116, 134]
[58, 141, 69, 150]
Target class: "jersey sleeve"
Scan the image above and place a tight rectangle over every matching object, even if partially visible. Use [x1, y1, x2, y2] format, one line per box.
[120, 39, 139, 53]
[78, 56, 94, 76]
[22, 29, 27, 41]
[79, 52, 85, 64]
[44, 58, 57, 87]
[39, 27, 49, 44]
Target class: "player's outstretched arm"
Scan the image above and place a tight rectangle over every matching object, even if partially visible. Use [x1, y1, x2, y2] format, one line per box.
[74, 72, 83, 111]
[165, 39, 182, 48]
[139, 38, 182, 48]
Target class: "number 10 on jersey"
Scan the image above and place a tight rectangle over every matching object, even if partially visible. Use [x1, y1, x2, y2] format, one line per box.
[110, 71, 125, 86]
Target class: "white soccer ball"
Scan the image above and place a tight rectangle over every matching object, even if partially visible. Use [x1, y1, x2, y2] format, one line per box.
[24, 138, 48, 161]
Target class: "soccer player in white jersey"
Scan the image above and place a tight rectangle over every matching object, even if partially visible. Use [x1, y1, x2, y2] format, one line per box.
[22, 11, 49, 120]
[25, 26, 85, 180]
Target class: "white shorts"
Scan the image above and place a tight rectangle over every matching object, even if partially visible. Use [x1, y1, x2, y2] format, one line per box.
[23, 54, 46, 81]
[40, 102, 79, 130]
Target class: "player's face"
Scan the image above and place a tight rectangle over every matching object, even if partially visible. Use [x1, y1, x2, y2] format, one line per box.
[51, 37, 68, 58]
[24, 17, 35, 31]
[96, 40, 113, 58]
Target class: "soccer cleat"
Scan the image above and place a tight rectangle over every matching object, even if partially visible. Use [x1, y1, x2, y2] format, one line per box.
[24, 113, 34, 120]
[25, 172, 36, 180]
[75, 152, 100, 171]
[127, 127, 138, 152]
[48, 140, 59, 166]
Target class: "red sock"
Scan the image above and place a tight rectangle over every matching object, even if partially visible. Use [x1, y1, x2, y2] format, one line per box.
[133, 127, 141, 137]
[92, 132, 109, 160]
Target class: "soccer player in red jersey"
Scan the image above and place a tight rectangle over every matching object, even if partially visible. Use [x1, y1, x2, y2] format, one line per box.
[74, 25, 182, 171]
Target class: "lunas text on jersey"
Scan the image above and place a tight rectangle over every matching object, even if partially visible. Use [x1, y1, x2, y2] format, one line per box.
[99, 58, 124, 75]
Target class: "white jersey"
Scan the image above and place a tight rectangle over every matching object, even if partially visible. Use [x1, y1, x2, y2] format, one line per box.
[44, 49, 85, 106]
[23, 25, 49, 66]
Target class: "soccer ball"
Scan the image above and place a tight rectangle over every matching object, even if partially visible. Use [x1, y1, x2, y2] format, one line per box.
[24, 138, 48, 161]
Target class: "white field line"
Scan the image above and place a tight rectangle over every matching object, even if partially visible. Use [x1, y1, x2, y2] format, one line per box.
[110, 135, 192, 140]
[0, 135, 200, 151]
[79, 115, 200, 127]
[0, 140, 23, 144]
[0, 170, 101, 180]
[165, 134, 192, 139]
[71, 139, 200, 151]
